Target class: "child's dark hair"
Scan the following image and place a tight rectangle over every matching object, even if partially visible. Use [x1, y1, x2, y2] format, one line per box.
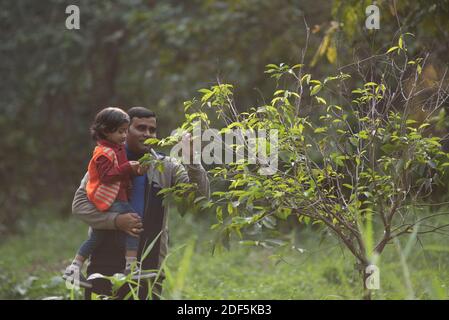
[90, 107, 130, 140]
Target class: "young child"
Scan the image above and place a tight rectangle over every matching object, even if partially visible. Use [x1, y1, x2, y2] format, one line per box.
[63, 107, 149, 287]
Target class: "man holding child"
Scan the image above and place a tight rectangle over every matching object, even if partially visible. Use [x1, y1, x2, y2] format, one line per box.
[70, 106, 210, 299]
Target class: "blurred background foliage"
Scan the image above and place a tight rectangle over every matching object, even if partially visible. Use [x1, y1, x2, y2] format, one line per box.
[1, 0, 448, 235]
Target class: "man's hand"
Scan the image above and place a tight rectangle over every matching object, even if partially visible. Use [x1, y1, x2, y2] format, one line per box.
[115, 213, 143, 237]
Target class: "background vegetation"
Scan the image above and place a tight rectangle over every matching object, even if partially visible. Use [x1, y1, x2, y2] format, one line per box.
[1, 0, 449, 299]
[1, 209, 449, 299]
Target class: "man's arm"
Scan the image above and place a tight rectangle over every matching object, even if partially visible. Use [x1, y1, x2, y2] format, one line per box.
[72, 173, 143, 235]
[171, 162, 210, 198]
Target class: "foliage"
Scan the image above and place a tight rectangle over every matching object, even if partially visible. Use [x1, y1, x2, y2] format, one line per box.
[2, 0, 449, 300]
[0, 0, 326, 233]
[161, 34, 449, 298]
[2, 0, 449, 235]
[1, 213, 449, 299]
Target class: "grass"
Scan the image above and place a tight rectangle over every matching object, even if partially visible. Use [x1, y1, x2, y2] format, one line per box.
[164, 213, 449, 300]
[0, 209, 448, 299]
[0, 218, 87, 299]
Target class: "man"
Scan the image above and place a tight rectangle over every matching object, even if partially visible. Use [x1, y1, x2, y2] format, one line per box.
[71, 107, 210, 299]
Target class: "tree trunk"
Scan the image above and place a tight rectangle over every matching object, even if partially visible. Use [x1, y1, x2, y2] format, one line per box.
[362, 267, 372, 300]
[357, 260, 374, 300]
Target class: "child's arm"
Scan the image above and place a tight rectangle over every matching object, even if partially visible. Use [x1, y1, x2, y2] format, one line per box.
[96, 155, 134, 183]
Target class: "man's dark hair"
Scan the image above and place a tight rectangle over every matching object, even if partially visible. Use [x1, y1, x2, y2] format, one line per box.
[127, 107, 156, 122]
[90, 107, 130, 140]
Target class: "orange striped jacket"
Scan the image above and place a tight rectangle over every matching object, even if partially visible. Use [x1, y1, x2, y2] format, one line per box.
[86, 145, 121, 211]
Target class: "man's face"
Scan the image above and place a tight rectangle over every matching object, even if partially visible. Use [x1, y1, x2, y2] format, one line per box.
[127, 117, 157, 155]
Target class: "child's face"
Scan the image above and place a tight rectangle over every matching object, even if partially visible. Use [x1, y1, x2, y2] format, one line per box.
[104, 123, 129, 145]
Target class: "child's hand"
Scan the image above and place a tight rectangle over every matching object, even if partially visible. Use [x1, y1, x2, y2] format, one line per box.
[129, 161, 148, 176]
[129, 161, 141, 175]
[136, 163, 149, 175]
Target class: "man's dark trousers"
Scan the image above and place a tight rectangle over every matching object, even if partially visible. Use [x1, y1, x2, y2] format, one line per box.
[84, 181, 165, 300]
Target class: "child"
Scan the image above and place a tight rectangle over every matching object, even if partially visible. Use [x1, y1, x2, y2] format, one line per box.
[63, 107, 150, 288]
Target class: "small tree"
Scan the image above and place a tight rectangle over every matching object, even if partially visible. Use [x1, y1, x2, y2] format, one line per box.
[155, 35, 449, 299]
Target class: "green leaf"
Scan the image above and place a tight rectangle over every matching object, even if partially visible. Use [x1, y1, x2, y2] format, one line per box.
[291, 64, 304, 70]
[155, 161, 165, 173]
[228, 122, 244, 129]
[227, 202, 234, 215]
[386, 46, 399, 54]
[357, 130, 369, 139]
[194, 196, 207, 204]
[315, 96, 327, 105]
[419, 123, 430, 130]
[144, 138, 160, 145]
[273, 90, 285, 96]
[303, 216, 310, 225]
[417, 64, 422, 75]
[265, 64, 279, 69]
[301, 74, 311, 84]
[275, 208, 291, 220]
[310, 85, 322, 96]
[216, 206, 223, 222]
[314, 127, 327, 134]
